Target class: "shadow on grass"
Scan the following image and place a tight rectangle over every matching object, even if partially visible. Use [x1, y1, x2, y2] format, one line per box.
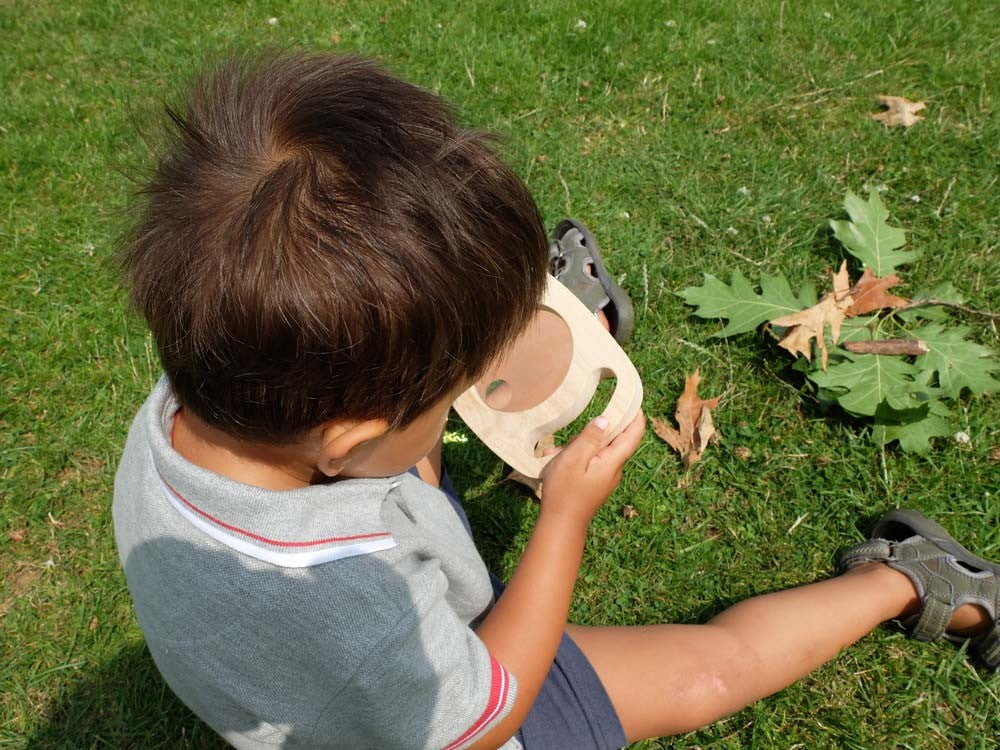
[27, 642, 224, 750]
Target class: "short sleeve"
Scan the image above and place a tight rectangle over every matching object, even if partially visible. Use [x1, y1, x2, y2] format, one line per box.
[313, 569, 519, 750]
[364, 589, 516, 749]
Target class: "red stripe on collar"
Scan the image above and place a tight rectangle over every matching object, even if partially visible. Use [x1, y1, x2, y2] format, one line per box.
[158, 473, 392, 549]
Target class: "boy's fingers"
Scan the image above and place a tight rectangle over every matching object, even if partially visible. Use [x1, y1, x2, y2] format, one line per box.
[597, 412, 646, 465]
[564, 416, 610, 462]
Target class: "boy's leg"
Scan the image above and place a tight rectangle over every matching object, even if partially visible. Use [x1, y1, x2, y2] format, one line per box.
[566, 563, 988, 743]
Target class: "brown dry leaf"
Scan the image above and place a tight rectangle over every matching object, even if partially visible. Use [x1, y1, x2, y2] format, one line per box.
[871, 95, 926, 127]
[89, 616, 100, 631]
[12, 567, 42, 597]
[653, 370, 722, 467]
[846, 268, 909, 317]
[693, 405, 720, 455]
[770, 261, 854, 370]
[8, 528, 26, 543]
[622, 504, 638, 519]
[651, 416, 686, 455]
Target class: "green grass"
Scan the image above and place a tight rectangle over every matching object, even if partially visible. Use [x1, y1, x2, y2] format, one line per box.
[2, 0, 999, 747]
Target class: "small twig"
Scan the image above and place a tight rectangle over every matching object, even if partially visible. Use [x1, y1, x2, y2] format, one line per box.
[901, 299, 1000, 321]
[787, 513, 808, 535]
[935, 176, 957, 218]
[843, 338, 929, 355]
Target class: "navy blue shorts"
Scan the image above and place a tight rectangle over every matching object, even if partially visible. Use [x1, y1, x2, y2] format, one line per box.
[430, 469, 626, 750]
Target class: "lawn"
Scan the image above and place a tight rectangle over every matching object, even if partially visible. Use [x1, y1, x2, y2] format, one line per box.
[2, 0, 998, 747]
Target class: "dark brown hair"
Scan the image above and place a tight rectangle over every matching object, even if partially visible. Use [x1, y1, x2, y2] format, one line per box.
[122, 51, 548, 442]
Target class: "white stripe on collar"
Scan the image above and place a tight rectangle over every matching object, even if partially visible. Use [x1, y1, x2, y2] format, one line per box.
[156, 474, 396, 568]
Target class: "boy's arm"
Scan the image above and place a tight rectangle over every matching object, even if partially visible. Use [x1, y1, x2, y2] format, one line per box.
[469, 413, 646, 750]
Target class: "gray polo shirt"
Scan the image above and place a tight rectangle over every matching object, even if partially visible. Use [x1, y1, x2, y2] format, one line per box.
[113, 377, 519, 749]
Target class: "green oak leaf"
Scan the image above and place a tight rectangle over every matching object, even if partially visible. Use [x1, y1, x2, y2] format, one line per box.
[872, 398, 953, 453]
[807, 352, 923, 417]
[830, 191, 920, 275]
[679, 270, 814, 337]
[836, 315, 880, 345]
[913, 323, 1000, 398]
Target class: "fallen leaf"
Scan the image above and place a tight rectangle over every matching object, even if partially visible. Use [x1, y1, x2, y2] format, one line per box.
[651, 416, 686, 455]
[8, 529, 26, 543]
[990, 446, 1000, 462]
[331, 30, 341, 44]
[622, 505, 638, 519]
[846, 268, 909, 317]
[12, 567, 42, 596]
[693, 404, 719, 455]
[653, 370, 722, 467]
[843, 338, 929, 356]
[733, 446, 751, 461]
[771, 261, 854, 369]
[871, 95, 925, 127]
[89, 616, 99, 631]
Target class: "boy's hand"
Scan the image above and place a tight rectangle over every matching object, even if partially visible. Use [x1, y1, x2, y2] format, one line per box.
[539, 412, 645, 531]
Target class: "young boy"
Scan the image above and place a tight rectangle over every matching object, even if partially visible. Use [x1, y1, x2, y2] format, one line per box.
[113, 51, 1000, 750]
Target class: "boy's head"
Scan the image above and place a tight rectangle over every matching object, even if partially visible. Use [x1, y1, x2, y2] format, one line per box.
[123, 51, 549, 445]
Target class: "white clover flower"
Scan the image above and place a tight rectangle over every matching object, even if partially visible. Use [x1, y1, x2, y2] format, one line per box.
[738, 185, 750, 196]
[267, 17, 277, 26]
[823, 11, 832, 19]
[665, 19, 677, 28]
[726, 226, 738, 236]
[761, 214, 773, 226]
[910, 194, 921, 203]
[954, 431, 971, 445]
[576, 19, 587, 30]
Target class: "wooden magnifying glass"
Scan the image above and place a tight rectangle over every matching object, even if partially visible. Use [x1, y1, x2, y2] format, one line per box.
[454, 274, 643, 479]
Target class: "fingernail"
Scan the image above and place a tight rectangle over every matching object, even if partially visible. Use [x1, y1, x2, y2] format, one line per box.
[594, 416, 609, 431]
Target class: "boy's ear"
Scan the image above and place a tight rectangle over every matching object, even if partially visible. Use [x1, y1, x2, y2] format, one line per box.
[318, 418, 390, 477]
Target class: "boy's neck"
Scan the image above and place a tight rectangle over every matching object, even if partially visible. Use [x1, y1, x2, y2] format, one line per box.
[171, 408, 326, 491]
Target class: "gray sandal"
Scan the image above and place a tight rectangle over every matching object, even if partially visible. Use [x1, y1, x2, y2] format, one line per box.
[549, 219, 635, 344]
[840, 509, 1000, 669]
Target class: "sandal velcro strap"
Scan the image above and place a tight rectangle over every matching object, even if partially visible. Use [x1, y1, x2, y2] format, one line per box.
[839, 540, 892, 571]
[899, 580, 954, 642]
[974, 622, 1000, 670]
